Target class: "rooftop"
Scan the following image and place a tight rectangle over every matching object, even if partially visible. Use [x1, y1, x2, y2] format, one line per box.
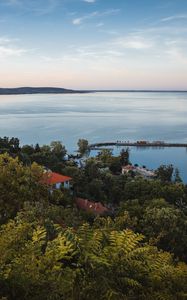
[76, 198, 109, 215]
[42, 172, 72, 185]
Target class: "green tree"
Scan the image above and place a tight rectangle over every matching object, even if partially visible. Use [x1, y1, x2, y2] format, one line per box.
[0, 154, 48, 223]
[174, 168, 183, 183]
[120, 148, 130, 166]
[0, 219, 76, 300]
[87, 178, 106, 201]
[156, 164, 174, 182]
[77, 139, 89, 156]
[1, 217, 187, 300]
[0, 137, 20, 155]
[97, 149, 113, 164]
[50, 141, 67, 160]
[109, 156, 121, 174]
[140, 199, 187, 261]
[118, 198, 187, 262]
[84, 158, 100, 180]
[34, 143, 41, 152]
[21, 145, 35, 156]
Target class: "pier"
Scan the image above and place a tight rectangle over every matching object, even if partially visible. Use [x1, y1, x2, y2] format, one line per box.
[89, 141, 187, 149]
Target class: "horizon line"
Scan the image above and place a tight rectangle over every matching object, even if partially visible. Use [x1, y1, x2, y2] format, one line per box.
[0, 86, 187, 93]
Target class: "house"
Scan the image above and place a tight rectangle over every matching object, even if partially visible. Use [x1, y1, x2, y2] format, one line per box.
[122, 165, 136, 174]
[75, 198, 109, 216]
[122, 164, 155, 179]
[135, 166, 156, 179]
[42, 171, 72, 190]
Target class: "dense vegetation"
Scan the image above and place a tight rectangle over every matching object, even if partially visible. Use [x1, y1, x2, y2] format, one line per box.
[0, 136, 187, 300]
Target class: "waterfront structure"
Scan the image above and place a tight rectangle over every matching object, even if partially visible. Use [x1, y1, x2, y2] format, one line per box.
[122, 165, 156, 179]
[89, 141, 187, 148]
[122, 165, 136, 173]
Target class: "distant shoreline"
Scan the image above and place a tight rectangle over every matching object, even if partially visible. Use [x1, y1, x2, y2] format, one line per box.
[0, 87, 89, 95]
[91, 90, 187, 93]
[0, 87, 187, 95]
[89, 141, 187, 148]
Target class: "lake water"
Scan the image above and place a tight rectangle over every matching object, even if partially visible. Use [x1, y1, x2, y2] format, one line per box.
[0, 92, 187, 181]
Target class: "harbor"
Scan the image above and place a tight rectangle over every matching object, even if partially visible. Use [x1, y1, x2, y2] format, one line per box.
[89, 141, 187, 149]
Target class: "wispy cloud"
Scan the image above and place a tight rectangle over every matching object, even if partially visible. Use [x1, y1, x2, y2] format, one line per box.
[166, 47, 187, 64]
[41, 34, 153, 66]
[5, 0, 22, 5]
[114, 35, 153, 50]
[161, 14, 187, 22]
[3, 0, 59, 15]
[96, 22, 104, 27]
[0, 46, 26, 58]
[41, 42, 124, 65]
[99, 29, 119, 36]
[0, 37, 12, 44]
[83, 0, 96, 3]
[72, 9, 120, 25]
[41, 18, 187, 70]
[0, 36, 28, 59]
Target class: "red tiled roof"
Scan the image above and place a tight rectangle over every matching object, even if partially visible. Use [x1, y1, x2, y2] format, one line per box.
[75, 198, 109, 215]
[42, 172, 72, 185]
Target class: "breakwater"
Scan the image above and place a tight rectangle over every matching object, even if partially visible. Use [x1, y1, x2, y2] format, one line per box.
[89, 141, 187, 149]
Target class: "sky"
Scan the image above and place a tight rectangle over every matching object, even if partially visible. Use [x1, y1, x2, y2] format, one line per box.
[0, 0, 187, 90]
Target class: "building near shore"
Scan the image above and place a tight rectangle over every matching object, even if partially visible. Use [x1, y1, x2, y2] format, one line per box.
[42, 171, 72, 190]
[122, 165, 156, 179]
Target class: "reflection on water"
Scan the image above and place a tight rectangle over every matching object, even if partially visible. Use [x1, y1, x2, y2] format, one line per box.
[0, 92, 187, 181]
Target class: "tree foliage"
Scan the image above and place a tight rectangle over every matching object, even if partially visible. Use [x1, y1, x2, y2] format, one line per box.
[0, 139, 187, 300]
[77, 139, 89, 156]
[118, 198, 187, 261]
[0, 154, 48, 223]
[156, 164, 174, 182]
[0, 217, 187, 300]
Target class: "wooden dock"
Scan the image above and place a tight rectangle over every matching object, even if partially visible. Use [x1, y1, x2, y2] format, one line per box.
[89, 141, 187, 149]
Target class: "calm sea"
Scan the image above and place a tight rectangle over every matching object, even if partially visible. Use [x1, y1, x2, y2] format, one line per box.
[0, 92, 187, 181]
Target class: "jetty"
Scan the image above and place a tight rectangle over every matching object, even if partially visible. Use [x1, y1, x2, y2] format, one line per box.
[89, 141, 187, 149]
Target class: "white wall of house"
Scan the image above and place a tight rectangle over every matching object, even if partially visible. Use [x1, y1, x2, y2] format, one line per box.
[55, 181, 70, 190]
[64, 181, 70, 189]
[55, 182, 61, 189]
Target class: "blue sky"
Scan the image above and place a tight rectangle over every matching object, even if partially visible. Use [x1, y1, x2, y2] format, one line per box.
[0, 0, 187, 89]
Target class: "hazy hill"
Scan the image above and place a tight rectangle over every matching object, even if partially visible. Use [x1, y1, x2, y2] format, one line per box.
[0, 87, 86, 95]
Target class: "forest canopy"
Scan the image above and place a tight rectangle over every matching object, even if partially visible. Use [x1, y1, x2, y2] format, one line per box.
[0, 137, 187, 300]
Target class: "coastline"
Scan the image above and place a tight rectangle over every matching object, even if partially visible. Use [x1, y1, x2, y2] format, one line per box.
[0, 88, 187, 95]
[0, 87, 89, 95]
